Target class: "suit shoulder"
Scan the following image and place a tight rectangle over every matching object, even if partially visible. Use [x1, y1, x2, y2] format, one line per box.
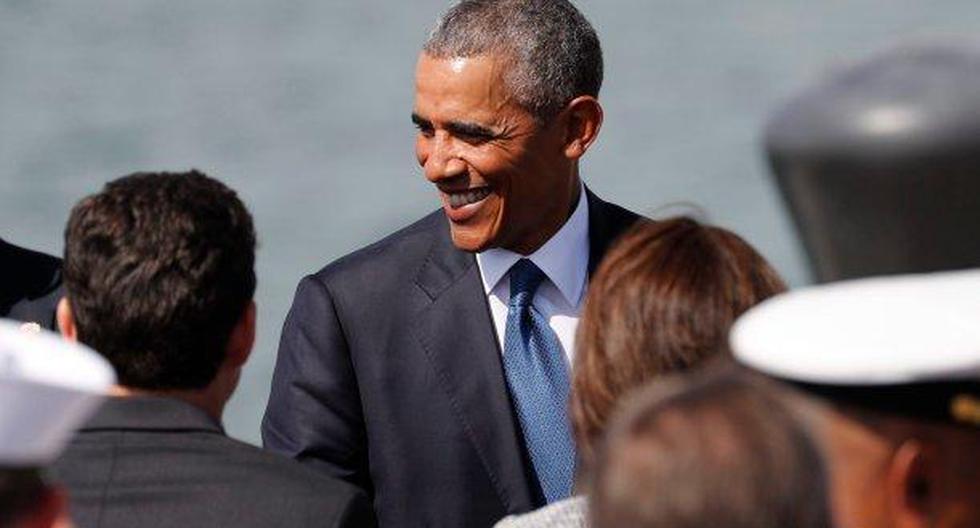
[607, 200, 641, 224]
[593, 193, 642, 226]
[211, 436, 372, 517]
[309, 210, 445, 285]
[1, 241, 63, 327]
[221, 436, 361, 492]
[0, 240, 62, 297]
[54, 431, 375, 527]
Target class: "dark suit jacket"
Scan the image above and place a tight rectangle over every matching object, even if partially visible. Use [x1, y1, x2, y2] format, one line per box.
[0, 238, 62, 330]
[262, 190, 639, 528]
[52, 396, 376, 528]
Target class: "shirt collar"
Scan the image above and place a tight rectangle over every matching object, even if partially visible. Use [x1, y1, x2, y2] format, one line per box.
[476, 181, 590, 306]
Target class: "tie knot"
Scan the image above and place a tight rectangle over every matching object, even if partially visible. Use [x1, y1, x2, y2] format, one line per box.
[509, 259, 546, 307]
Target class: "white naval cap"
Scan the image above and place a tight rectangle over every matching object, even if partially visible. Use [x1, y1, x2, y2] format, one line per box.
[0, 318, 115, 465]
[730, 269, 980, 427]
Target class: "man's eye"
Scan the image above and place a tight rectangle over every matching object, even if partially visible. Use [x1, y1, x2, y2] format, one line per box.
[414, 123, 435, 137]
[458, 131, 493, 145]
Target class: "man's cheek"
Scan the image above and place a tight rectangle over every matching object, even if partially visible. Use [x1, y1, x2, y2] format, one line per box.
[490, 194, 506, 228]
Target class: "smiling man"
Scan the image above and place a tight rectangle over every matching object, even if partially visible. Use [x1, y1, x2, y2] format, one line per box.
[263, 2, 640, 526]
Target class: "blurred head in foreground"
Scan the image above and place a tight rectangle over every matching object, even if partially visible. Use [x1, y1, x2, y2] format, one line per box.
[732, 269, 980, 528]
[590, 366, 831, 528]
[766, 44, 980, 281]
[58, 170, 256, 420]
[571, 217, 787, 472]
[0, 320, 113, 527]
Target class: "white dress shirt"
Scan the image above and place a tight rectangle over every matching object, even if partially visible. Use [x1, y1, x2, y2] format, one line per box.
[476, 183, 590, 366]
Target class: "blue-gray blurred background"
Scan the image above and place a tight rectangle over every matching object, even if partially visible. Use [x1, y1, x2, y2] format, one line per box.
[2, 1, 977, 444]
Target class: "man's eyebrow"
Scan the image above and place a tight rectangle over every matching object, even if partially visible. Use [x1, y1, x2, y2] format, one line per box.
[411, 114, 498, 138]
[445, 120, 497, 138]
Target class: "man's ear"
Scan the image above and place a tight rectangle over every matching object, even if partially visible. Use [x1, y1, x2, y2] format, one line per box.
[56, 297, 78, 342]
[560, 96, 603, 160]
[225, 301, 256, 369]
[886, 439, 934, 528]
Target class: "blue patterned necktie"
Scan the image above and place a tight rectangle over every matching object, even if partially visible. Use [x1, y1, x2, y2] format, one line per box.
[502, 258, 576, 503]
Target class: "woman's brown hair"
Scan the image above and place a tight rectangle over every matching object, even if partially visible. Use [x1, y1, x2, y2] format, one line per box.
[571, 216, 787, 468]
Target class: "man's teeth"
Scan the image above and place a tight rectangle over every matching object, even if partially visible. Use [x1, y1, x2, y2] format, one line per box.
[448, 188, 491, 208]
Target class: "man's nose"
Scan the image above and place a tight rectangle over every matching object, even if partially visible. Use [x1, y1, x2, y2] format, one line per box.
[423, 134, 467, 182]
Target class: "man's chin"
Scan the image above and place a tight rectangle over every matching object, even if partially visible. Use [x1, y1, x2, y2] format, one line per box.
[449, 227, 494, 254]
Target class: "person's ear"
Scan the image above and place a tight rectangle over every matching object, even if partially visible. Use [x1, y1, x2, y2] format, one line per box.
[56, 298, 78, 342]
[886, 439, 934, 528]
[225, 301, 256, 369]
[560, 96, 603, 160]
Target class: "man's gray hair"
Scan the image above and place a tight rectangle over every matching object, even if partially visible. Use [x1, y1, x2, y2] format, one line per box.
[423, 0, 603, 120]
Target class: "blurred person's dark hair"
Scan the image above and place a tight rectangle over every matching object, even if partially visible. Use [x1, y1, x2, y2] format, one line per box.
[0, 468, 63, 528]
[423, 0, 602, 121]
[571, 217, 786, 467]
[62, 170, 256, 390]
[590, 366, 831, 528]
[0, 468, 43, 526]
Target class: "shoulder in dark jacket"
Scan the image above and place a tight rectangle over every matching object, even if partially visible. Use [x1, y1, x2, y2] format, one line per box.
[54, 396, 377, 528]
[0, 238, 63, 330]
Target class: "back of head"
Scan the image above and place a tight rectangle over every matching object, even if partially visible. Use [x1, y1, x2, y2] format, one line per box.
[572, 217, 786, 464]
[424, 0, 602, 120]
[591, 368, 831, 528]
[63, 170, 256, 390]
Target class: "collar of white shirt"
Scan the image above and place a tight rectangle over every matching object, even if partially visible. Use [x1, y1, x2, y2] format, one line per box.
[476, 182, 590, 307]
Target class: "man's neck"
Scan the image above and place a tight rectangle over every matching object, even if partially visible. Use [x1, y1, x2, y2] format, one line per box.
[507, 173, 582, 256]
[111, 384, 225, 423]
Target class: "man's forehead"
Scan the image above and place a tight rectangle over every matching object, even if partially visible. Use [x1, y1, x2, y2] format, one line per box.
[414, 53, 504, 89]
[413, 53, 522, 124]
[449, 57, 468, 73]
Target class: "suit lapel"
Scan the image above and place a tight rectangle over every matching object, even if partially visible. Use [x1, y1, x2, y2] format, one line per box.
[410, 193, 639, 512]
[412, 218, 536, 513]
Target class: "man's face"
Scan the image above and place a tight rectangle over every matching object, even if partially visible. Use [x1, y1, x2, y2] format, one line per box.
[823, 409, 980, 528]
[932, 427, 980, 528]
[412, 53, 577, 254]
[821, 411, 894, 528]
